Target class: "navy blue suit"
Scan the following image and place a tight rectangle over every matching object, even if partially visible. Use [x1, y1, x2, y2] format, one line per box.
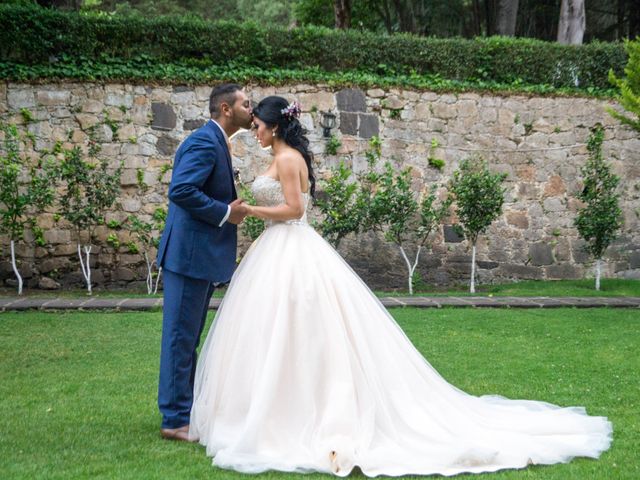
[157, 120, 237, 429]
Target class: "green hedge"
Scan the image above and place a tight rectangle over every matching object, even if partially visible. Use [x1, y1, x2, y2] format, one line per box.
[0, 4, 627, 92]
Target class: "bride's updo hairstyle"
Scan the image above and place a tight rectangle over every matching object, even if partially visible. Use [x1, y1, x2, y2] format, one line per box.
[253, 96, 316, 197]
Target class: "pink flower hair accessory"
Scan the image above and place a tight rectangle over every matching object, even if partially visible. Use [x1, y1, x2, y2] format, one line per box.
[281, 101, 301, 120]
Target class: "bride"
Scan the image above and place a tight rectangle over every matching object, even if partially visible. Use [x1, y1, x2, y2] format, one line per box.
[189, 96, 612, 477]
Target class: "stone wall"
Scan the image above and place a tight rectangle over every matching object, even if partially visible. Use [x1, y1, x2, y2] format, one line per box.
[1, 81, 639, 291]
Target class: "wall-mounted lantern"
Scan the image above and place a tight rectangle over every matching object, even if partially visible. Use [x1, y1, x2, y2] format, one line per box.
[320, 111, 336, 138]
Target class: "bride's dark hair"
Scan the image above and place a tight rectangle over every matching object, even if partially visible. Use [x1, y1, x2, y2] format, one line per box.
[252, 96, 316, 197]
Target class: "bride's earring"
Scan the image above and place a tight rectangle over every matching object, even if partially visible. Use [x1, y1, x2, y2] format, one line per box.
[272, 131, 276, 137]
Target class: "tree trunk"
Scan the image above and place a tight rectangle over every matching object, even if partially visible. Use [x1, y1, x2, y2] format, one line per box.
[78, 243, 92, 295]
[472, 0, 483, 36]
[496, 0, 519, 36]
[557, 0, 586, 44]
[484, 0, 496, 36]
[334, 0, 352, 29]
[399, 245, 422, 296]
[630, 0, 640, 39]
[617, 0, 626, 39]
[595, 258, 602, 291]
[10, 240, 23, 295]
[470, 243, 477, 293]
[391, 0, 417, 33]
[154, 267, 163, 295]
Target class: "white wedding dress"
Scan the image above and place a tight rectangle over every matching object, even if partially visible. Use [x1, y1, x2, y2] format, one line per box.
[190, 175, 612, 477]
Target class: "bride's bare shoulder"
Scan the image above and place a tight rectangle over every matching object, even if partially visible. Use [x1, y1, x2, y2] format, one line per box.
[274, 148, 305, 170]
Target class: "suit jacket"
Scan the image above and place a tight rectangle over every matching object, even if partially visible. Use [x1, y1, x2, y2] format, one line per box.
[157, 120, 237, 283]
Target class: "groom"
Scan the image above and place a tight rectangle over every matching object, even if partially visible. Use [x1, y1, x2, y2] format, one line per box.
[156, 83, 253, 441]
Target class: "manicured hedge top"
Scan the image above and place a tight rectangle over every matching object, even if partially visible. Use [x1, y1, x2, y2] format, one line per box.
[0, 4, 626, 94]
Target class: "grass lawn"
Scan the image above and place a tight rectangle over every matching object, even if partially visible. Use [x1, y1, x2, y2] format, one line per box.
[377, 278, 640, 297]
[2, 278, 639, 299]
[0, 308, 638, 479]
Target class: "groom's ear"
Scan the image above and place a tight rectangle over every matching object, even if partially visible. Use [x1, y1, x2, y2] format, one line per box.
[220, 101, 231, 117]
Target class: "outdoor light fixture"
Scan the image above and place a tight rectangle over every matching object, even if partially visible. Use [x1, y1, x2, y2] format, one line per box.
[320, 111, 336, 137]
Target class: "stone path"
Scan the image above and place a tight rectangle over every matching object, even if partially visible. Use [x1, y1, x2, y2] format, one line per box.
[1, 296, 639, 311]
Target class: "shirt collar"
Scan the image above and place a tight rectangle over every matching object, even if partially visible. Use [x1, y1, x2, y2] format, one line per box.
[210, 119, 230, 144]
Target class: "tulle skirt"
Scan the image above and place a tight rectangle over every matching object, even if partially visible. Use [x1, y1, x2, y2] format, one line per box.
[190, 222, 612, 477]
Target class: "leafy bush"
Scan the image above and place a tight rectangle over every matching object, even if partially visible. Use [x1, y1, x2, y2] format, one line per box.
[0, 3, 626, 93]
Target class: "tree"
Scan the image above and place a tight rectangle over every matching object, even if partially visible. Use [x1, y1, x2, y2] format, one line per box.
[557, 0, 586, 44]
[0, 123, 56, 294]
[448, 157, 506, 293]
[316, 137, 449, 294]
[366, 161, 449, 294]
[574, 125, 623, 291]
[495, 0, 519, 36]
[608, 37, 640, 135]
[54, 140, 122, 294]
[334, 0, 352, 29]
[120, 168, 166, 295]
[314, 160, 362, 248]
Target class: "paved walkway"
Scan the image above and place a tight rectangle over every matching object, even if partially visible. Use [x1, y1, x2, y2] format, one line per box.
[1, 296, 639, 311]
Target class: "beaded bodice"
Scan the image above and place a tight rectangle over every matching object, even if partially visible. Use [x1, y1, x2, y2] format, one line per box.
[251, 175, 310, 226]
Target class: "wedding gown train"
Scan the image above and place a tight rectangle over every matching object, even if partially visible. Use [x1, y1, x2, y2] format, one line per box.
[190, 175, 612, 477]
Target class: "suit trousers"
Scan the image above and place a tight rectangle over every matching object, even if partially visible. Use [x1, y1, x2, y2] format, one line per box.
[158, 268, 215, 429]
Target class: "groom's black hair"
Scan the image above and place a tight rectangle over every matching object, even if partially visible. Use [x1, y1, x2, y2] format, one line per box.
[209, 83, 242, 117]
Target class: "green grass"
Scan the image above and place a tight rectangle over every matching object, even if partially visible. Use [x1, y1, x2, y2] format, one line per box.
[378, 278, 640, 297]
[0, 308, 637, 479]
[2, 278, 639, 299]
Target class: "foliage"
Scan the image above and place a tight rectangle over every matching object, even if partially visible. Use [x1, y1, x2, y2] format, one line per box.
[0, 122, 57, 293]
[324, 134, 341, 155]
[236, 181, 265, 242]
[574, 125, 623, 261]
[54, 144, 122, 242]
[0, 123, 56, 242]
[0, 4, 626, 94]
[314, 160, 362, 248]
[448, 157, 507, 245]
[448, 156, 506, 293]
[608, 37, 640, 134]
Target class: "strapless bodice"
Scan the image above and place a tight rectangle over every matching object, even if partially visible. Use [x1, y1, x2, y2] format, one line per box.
[251, 175, 310, 226]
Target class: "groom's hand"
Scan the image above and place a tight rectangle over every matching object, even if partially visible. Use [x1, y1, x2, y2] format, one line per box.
[228, 198, 248, 224]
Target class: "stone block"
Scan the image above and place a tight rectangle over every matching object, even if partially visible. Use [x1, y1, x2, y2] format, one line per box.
[53, 244, 79, 256]
[336, 88, 367, 112]
[546, 264, 581, 279]
[339, 112, 358, 136]
[498, 264, 543, 279]
[628, 250, 640, 269]
[38, 277, 61, 290]
[477, 261, 499, 270]
[157, 135, 179, 156]
[36, 90, 70, 106]
[105, 92, 133, 108]
[184, 119, 206, 130]
[543, 175, 566, 197]
[505, 211, 530, 230]
[151, 103, 177, 131]
[40, 257, 69, 274]
[113, 267, 136, 281]
[8, 89, 35, 109]
[74, 113, 99, 131]
[121, 198, 142, 212]
[543, 197, 564, 212]
[44, 229, 71, 245]
[298, 91, 335, 112]
[358, 113, 379, 139]
[443, 225, 464, 243]
[529, 242, 554, 265]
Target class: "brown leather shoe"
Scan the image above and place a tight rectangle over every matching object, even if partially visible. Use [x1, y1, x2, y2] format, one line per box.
[160, 425, 197, 442]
